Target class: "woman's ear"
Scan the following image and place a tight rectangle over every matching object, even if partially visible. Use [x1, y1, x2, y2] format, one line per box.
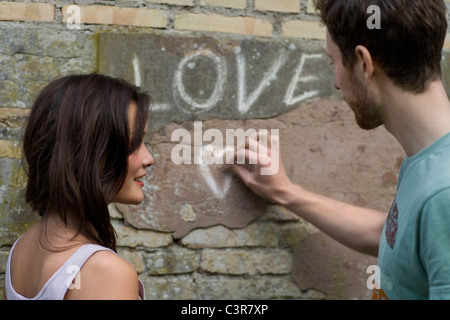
[355, 45, 375, 85]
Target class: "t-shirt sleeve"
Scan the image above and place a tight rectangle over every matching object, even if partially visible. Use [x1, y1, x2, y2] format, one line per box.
[420, 188, 450, 299]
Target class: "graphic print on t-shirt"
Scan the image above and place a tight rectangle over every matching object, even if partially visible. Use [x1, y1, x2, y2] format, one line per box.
[385, 201, 398, 249]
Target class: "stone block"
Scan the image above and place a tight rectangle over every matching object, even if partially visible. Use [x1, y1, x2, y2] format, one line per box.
[115, 99, 403, 240]
[143, 246, 199, 274]
[112, 220, 173, 248]
[282, 20, 326, 40]
[0, 108, 30, 140]
[115, 119, 269, 238]
[0, 26, 96, 59]
[146, 0, 194, 5]
[174, 13, 273, 36]
[199, 0, 247, 9]
[200, 248, 293, 275]
[193, 274, 301, 299]
[254, 0, 300, 13]
[61, 5, 167, 28]
[117, 248, 145, 273]
[0, 26, 97, 109]
[0, 2, 54, 22]
[0, 250, 10, 273]
[0, 158, 37, 246]
[98, 32, 335, 128]
[180, 223, 279, 248]
[140, 274, 195, 299]
[0, 140, 22, 159]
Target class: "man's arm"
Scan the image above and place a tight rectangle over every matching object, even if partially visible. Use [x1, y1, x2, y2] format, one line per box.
[420, 189, 450, 299]
[279, 183, 387, 256]
[227, 132, 387, 257]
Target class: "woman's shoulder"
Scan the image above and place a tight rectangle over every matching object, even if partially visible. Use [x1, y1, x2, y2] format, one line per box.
[64, 249, 140, 300]
[84, 249, 134, 272]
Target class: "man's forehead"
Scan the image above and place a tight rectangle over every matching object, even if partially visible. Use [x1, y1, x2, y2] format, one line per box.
[324, 29, 340, 57]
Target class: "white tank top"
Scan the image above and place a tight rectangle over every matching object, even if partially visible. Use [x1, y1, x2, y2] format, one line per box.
[4, 237, 145, 300]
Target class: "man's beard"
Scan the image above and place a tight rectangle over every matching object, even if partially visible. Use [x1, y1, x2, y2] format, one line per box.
[345, 73, 384, 130]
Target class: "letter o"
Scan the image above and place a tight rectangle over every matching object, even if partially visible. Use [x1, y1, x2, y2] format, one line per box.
[173, 50, 226, 112]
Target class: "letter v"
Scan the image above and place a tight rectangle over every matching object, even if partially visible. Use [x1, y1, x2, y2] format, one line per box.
[236, 49, 289, 114]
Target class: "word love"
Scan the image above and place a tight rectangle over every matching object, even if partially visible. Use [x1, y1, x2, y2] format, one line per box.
[170, 49, 322, 114]
[171, 121, 280, 176]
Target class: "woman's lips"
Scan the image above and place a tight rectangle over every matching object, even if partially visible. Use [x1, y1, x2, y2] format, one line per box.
[134, 175, 145, 187]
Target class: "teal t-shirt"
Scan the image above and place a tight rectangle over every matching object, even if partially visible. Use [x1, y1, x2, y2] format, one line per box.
[377, 132, 450, 300]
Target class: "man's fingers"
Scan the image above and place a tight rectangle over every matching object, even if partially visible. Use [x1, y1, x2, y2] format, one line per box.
[226, 163, 253, 183]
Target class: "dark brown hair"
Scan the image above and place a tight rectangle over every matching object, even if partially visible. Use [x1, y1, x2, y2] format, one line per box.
[22, 74, 152, 251]
[315, 0, 447, 93]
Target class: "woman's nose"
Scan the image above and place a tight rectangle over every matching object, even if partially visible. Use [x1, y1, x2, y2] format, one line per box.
[142, 145, 154, 167]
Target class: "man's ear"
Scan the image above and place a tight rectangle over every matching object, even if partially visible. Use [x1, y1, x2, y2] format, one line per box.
[355, 45, 375, 85]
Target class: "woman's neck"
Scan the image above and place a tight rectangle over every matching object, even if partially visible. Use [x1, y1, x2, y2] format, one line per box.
[35, 212, 94, 252]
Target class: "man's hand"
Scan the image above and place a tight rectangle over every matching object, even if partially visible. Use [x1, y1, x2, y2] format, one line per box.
[226, 130, 292, 205]
[226, 129, 385, 256]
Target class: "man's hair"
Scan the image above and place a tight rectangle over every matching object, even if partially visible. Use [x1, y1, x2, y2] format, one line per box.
[22, 74, 151, 251]
[315, 0, 447, 93]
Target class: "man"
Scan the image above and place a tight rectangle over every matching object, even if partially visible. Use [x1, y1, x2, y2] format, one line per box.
[227, 0, 450, 300]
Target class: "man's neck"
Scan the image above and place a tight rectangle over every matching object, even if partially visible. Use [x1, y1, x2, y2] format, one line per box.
[381, 80, 450, 157]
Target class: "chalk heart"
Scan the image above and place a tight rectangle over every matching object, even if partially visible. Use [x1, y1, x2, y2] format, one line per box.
[115, 133, 267, 239]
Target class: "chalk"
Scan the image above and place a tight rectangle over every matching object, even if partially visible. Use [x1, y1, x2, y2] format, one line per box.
[236, 49, 289, 114]
[284, 53, 322, 106]
[173, 50, 226, 112]
[132, 53, 141, 87]
[197, 145, 234, 200]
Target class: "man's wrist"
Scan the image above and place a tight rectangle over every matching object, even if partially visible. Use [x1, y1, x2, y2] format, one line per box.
[273, 181, 298, 207]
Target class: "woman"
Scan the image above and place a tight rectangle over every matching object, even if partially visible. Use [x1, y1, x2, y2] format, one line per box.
[2, 74, 154, 299]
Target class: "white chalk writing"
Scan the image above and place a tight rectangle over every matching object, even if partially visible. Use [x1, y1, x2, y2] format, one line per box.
[236, 47, 289, 114]
[173, 50, 227, 112]
[171, 121, 280, 198]
[133, 48, 323, 115]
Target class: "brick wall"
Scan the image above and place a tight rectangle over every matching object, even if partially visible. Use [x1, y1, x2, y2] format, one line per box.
[1, 0, 450, 39]
[0, 0, 326, 38]
[0, 0, 449, 300]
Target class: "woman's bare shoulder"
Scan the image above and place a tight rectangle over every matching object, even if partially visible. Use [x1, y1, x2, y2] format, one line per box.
[64, 250, 139, 300]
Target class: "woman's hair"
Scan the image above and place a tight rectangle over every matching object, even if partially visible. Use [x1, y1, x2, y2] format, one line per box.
[315, 0, 447, 93]
[22, 73, 152, 251]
